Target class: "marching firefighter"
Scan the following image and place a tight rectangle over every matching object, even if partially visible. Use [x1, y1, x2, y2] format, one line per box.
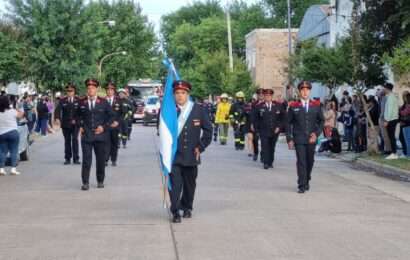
[105, 82, 121, 166]
[117, 89, 133, 148]
[54, 83, 81, 165]
[169, 80, 212, 223]
[287, 81, 324, 193]
[215, 93, 231, 145]
[250, 88, 265, 162]
[78, 78, 114, 190]
[125, 87, 135, 141]
[229, 91, 247, 150]
[255, 89, 287, 170]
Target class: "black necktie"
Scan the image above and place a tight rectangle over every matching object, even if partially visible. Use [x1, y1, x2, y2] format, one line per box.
[90, 98, 94, 110]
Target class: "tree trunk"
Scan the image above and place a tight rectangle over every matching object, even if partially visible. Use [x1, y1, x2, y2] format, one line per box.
[359, 93, 379, 155]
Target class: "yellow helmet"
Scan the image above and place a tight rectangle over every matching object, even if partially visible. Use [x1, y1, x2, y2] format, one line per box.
[235, 91, 245, 98]
[220, 93, 229, 99]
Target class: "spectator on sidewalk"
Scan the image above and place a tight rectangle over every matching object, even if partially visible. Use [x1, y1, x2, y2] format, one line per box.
[318, 128, 342, 154]
[0, 96, 24, 176]
[367, 96, 380, 129]
[323, 101, 336, 138]
[383, 83, 399, 160]
[399, 91, 410, 157]
[356, 104, 367, 153]
[377, 88, 392, 154]
[339, 91, 350, 111]
[45, 96, 54, 131]
[340, 97, 355, 151]
[22, 95, 36, 134]
[35, 95, 49, 136]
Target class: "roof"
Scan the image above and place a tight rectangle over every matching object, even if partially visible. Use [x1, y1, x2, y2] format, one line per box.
[297, 5, 332, 45]
[245, 28, 299, 40]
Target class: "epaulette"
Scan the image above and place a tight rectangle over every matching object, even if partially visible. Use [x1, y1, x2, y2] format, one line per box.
[309, 99, 321, 107]
[289, 101, 302, 108]
[78, 96, 87, 104]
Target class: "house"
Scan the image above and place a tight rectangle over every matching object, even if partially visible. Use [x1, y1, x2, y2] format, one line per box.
[245, 29, 298, 99]
[298, 0, 354, 48]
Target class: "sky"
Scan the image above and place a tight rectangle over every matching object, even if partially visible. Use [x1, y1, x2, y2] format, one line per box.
[0, 0, 259, 34]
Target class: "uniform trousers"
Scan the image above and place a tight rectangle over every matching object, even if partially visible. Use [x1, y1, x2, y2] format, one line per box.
[252, 132, 259, 156]
[62, 127, 79, 162]
[81, 140, 106, 185]
[261, 134, 279, 166]
[169, 164, 198, 214]
[105, 128, 119, 163]
[295, 144, 316, 189]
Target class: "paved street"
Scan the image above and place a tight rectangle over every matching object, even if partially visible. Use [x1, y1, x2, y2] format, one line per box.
[1, 125, 410, 260]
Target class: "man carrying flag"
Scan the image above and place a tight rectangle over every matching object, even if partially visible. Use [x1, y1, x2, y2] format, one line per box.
[165, 81, 213, 223]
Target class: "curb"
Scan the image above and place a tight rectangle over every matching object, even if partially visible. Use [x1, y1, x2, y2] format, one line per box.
[327, 153, 410, 182]
[355, 158, 410, 182]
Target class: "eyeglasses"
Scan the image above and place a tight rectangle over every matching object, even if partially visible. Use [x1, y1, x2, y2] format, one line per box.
[66, 89, 74, 92]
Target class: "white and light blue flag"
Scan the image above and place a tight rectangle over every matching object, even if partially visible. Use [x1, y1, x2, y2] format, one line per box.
[159, 59, 180, 188]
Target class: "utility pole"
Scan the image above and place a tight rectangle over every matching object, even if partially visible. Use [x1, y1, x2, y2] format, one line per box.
[287, 0, 293, 99]
[226, 1, 234, 72]
[287, 0, 292, 56]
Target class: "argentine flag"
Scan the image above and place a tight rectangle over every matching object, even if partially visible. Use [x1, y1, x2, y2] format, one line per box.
[159, 59, 180, 185]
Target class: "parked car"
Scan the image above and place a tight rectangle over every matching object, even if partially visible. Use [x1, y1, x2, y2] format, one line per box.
[143, 96, 160, 126]
[6, 120, 30, 165]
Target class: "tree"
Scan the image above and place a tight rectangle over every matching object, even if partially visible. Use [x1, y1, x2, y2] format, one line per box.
[9, 0, 98, 93]
[228, 1, 273, 57]
[0, 20, 28, 85]
[385, 37, 410, 87]
[160, 0, 223, 55]
[7, 0, 158, 93]
[83, 1, 157, 86]
[263, 0, 328, 28]
[167, 15, 253, 99]
[351, 0, 381, 154]
[290, 39, 353, 95]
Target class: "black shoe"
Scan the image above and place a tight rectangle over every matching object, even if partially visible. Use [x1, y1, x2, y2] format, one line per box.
[183, 210, 192, 218]
[73, 160, 81, 165]
[305, 184, 310, 191]
[269, 164, 273, 168]
[64, 160, 70, 165]
[112, 162, 117, 167]
[172, 213, 181, 223]
[213, 137, 217, 142]
[298, 188, 305, 194]
[248, 153, 252, 157]
[97, 183, 104, 188]
[263, 164, 269, 170]
[81, 184, 89, 191]
[253, 155, 258, 161]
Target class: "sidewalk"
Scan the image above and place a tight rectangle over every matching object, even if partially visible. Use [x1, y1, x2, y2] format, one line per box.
[327, 151, 410, 182]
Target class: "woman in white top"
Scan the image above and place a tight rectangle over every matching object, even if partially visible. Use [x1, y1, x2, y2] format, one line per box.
[0, 96, 24, 175]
